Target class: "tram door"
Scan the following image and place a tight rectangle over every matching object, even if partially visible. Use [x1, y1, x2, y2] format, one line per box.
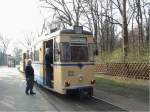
[43, 41, 46, 85]
[43, 40, 54, 88]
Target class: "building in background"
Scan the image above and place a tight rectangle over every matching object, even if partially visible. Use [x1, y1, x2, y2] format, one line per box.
[0, 52, 9, 66]
[7, 55, 15, 67]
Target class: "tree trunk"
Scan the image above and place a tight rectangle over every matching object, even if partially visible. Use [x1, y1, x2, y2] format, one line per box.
[122, 0, 129, 62]
[147, 10, 150, 47]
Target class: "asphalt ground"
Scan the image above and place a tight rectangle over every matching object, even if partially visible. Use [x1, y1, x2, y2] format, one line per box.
[0, 66, 126, 111]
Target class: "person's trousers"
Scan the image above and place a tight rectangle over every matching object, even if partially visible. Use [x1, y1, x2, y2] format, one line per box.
[46, 68, 52, 87]
[26, 77, 34, 93]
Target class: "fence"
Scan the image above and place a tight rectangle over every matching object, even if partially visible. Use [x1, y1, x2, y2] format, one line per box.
[95, 63, 150, 80]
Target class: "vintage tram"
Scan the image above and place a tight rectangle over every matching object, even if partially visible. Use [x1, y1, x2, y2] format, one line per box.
[21, 26, 96, 97]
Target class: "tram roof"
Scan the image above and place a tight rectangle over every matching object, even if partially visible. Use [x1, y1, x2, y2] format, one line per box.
[59, 29, 92, 35]
[32, 29, 93, 46]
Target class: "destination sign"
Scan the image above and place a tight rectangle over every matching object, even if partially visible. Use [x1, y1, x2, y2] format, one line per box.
[71, 37, 87, 43]
[74, 26, 83, 34]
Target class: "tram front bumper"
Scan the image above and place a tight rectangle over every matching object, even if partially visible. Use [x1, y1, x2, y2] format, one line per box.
[64, 85, 93, 96]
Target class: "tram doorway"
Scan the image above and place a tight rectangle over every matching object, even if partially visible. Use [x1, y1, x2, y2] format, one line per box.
[44, 40, 54, 88]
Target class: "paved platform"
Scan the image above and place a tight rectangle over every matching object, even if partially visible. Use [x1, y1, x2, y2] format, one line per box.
[0, 66, 56, 111]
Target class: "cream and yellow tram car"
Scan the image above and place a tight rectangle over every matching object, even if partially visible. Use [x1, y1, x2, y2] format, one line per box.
[32, 26, 95, 97]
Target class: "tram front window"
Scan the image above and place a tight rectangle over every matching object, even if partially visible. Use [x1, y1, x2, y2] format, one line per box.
[71, 46, 88, 62]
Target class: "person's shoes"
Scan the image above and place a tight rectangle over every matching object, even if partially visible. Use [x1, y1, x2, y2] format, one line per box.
[30, 92, 36, 95]
[25, 91, 29, 95]
[49, 85, 53, 88]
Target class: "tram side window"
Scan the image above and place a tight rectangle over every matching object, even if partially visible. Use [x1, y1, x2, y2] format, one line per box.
[54, 41, 60, 62]
[34, 50, 39, 61]
[60, 42, 70, 62]
[88, 44, 94, 62]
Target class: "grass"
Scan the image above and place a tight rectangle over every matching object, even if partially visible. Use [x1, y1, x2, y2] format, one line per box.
[95, 75, 149, 103]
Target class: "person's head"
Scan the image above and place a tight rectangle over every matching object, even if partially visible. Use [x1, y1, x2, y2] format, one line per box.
[46, 48, 50, 54]
[27, 59, 32, 65]
[46, 47, 53, 54]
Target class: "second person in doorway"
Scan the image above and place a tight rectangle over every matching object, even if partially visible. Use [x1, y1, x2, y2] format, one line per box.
[45, 47, 53, 87]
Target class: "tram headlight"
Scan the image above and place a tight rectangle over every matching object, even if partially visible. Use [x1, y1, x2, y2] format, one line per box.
[79, 76, 83, 82]
[91, 80, 96, 84]
[65, 81, 70, 87]
[68, 71, 74, 76]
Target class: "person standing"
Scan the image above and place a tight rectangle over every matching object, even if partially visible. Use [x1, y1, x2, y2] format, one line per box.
[25, 59, 36, 95]
[45, 48, 53, 87]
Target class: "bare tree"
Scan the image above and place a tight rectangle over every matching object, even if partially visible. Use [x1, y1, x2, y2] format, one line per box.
[0, 34, 10, 54]
[80, 0, 99, 49]
[128, 0, 149, 54]
[13, 47, 22, 65]
[0, 34, 11, 65]
[82, 0, 116, 55]
[102, 0, 129, 62]
[146, 7, 150, 46]
[148, 9, 150, 45]
[135, 0, 144, 53]
[40, 0, 84, 27]
[19, 32, 37, 53]
[122, 0, 129, 62]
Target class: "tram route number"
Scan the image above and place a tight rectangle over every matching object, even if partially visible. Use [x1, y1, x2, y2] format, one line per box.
[67, 71, 83, 77]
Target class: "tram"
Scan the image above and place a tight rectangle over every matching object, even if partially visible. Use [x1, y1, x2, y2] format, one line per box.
[21, 26, 96, 97]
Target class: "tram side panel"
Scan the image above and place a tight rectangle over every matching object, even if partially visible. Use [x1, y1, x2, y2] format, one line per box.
[53, 66, 64, 94]
[33, 45, 45, 85]
[33, 63, 44, 85]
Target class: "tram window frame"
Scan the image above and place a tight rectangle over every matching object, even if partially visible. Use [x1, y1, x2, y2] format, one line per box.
[54, 39, 60, 62]
[34, 50, 39, 61]
[60, 42, 70, 62]
[33, 46, 40, 62]
[88, 43, 95, 62]
[31, 48, 34, 60]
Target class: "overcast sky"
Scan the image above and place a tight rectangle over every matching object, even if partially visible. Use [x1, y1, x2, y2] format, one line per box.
[0, 0, 44, 54]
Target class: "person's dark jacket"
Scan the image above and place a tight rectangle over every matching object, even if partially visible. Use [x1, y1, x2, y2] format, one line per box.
[25, 64, 34, 79]
[45, 54, 53, 68]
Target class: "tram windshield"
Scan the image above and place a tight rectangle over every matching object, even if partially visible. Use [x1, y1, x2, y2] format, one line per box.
[71, 46, 88, 62]
[59, 42, 94, 62]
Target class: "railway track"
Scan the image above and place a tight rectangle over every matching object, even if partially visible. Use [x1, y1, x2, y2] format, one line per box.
[35, 84, 126, 111]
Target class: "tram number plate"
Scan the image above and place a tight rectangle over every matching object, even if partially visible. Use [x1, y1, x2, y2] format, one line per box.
[84, 91, 88, 95]
[68, 74, 75, 76]
[67, 71, 75, 76]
